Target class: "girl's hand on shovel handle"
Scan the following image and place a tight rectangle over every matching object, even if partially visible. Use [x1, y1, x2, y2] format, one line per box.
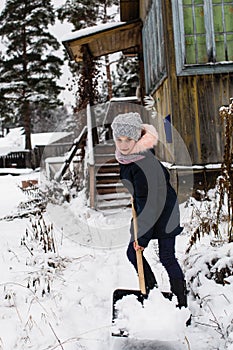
[133, 241, 144, 251]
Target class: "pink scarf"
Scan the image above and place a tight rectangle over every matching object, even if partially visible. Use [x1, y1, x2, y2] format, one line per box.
[115, 124, 159, 165]
[115, 150, 145, 164]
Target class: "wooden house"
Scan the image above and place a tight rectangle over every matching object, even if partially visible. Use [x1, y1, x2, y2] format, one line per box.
[128, 0, 233, 166]
[61, 0, 233, 207]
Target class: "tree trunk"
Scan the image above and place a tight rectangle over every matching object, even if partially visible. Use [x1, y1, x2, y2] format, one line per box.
[105, 55, 113, 100]
[22, 21, 32, 151]
[82, 45, 99, 145]
[23, 100, 32, 150]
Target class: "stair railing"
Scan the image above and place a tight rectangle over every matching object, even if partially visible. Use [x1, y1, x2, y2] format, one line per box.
[55, 126, 88, 182]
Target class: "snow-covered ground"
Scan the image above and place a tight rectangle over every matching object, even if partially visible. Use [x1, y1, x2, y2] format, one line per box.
[0, 172, 232, 350]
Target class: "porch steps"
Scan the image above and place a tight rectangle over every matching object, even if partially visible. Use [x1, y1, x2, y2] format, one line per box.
[94, 144, 130, 210]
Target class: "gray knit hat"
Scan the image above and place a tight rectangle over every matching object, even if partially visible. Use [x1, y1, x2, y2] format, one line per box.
[111, 112, 143, 141]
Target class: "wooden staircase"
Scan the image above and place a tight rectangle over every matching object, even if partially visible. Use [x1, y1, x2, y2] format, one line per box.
[94, 143, 131, 210]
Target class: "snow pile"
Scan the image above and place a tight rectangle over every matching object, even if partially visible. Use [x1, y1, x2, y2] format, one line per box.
[0, 175, 29, 218]
[46, 188, 132, 249]
[0, 173, 233, 349]
[0, 127, 24, 156]
[185, 240, 233, 348]
[0, 173, 42, 220]
[113, 289, 190, 341]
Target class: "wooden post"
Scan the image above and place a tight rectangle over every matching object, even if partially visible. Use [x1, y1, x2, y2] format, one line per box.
[138, 50, 145, 104]
[89, 164, 96, 209]
[138, 21, 145, 104]
[87, 103, 96, 209]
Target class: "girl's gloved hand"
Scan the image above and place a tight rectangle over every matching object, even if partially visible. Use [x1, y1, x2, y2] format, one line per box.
[133, 241, 144, 251]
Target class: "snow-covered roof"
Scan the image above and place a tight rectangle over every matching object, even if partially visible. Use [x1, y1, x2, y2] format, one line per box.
[31, 132, 72, 147]
[62, 20, 142, 62]
[110, 96, 139, 102]
[0, 127, 25, 156]
[0, 129, 72, 156]
[62, 21, 126, 42]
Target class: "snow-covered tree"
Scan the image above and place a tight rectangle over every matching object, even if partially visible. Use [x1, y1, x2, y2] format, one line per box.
[30, 105, 71, 133]
[57, 0, 119, 105]
[57, 0, 99, 30]
[112, 55, 139, 97]
[57, 0, 118, 30]
[0, 0, 64, 150]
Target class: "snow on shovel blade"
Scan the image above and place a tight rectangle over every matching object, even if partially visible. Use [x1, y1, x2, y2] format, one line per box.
[111, 288, 145, 337]
[111, 201, 147, 337]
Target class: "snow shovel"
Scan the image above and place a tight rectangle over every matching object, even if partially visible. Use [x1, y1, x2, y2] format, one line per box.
[111, 199, 147, 337]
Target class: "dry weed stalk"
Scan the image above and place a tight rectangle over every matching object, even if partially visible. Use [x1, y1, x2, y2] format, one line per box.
[21, 215, 68, 297]
[21, 215, 56, 254]
[185, 197, 220, 254]
[186, 98, 233, 253]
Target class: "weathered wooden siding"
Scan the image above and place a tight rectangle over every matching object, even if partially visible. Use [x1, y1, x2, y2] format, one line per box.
[177, 73, 232, 164]
[141, 0, 233, 165]
[151, 73, 233, 165]
[139, 0, 152, 22]
[146, 79, 176, 164]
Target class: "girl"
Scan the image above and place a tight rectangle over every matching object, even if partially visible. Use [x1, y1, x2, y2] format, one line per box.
[111, 112, 187, 308]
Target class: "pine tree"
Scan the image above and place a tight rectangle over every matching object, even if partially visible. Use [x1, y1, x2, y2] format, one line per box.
[57, 0, 99, 30]
[57, 0, 119, 30]
[112, 55, 139, 97]
[0, 0, 64, 151]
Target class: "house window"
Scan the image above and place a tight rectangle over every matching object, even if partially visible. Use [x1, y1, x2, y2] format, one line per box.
[142, 0, 166, 93]
[172, 0, 233, 75]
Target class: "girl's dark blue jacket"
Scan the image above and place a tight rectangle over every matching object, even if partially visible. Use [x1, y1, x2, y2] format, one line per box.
[119, 149, 183, 247]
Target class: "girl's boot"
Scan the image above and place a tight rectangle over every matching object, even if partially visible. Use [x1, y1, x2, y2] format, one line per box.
[170, 279, 188, 308]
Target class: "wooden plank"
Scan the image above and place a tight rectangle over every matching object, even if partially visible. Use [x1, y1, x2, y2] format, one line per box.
[153, 71, 233, 164]
[120, 0, 139, 21]
[212, 74, 225, 158]
[176, 76, 194, 161]
[195, 74, 215, 163]
[151, 79, 175, 163]
[161, 0, 181, 162]
[190, 77, 202, 163]
[89, 164, 96, 209]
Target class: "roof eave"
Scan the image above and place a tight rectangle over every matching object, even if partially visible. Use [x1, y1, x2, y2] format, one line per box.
[62, 19, 142, 62]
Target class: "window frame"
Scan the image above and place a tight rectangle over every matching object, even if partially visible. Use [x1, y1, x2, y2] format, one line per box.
[172, 0, 233, 75]
[142, 0, 167, 93]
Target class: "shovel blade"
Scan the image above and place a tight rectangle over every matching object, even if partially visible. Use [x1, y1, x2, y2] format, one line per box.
[112, 288, 145, 337]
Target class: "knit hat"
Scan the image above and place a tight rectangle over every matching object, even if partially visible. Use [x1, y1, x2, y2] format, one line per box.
[111, 112, 143, 141]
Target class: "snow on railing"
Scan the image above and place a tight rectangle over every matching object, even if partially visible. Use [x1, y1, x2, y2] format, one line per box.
[86, 103, 96, 208]
[87, 103, 94, 166]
